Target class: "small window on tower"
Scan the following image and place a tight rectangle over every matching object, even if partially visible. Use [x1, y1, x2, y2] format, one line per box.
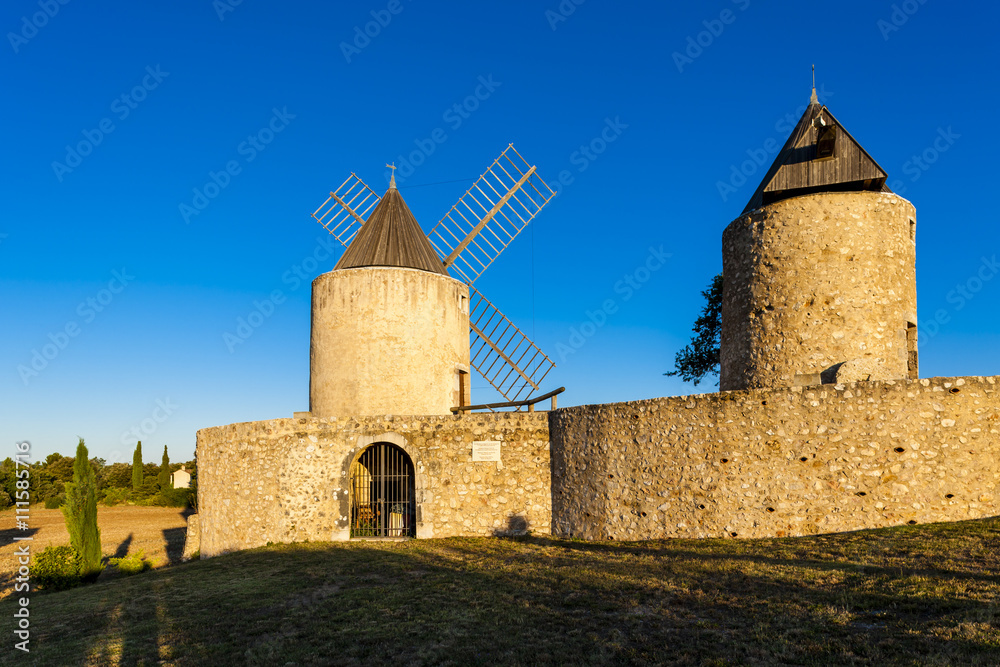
[816, 125, 837, 159]
[909, 218, 916, 242]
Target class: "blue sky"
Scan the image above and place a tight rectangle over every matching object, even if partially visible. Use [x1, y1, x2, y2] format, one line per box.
[3, 0, 998, 464]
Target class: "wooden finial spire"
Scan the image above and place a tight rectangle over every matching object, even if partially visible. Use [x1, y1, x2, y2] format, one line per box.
[810, 65, 818, 104]
[386, 162, 397, 189]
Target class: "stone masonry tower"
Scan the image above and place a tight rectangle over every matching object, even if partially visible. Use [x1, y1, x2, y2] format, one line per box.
[309, 174, 470, 417]
[720, 88, 918, 391]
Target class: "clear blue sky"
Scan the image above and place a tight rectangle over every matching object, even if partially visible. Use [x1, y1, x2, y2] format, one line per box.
[4, 0, 998, 464]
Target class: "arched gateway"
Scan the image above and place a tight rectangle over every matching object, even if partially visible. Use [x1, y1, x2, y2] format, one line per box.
[350, 442, 416, 538]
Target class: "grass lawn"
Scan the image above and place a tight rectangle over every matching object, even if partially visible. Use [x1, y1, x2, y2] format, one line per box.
[1, 518, 998, 666]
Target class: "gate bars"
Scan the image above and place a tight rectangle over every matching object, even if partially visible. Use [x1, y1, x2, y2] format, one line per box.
[350, 443, 415, 538]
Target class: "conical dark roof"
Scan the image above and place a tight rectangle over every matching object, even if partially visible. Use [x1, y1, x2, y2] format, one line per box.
[334, 186, 448, 275]
[742, 93, 891, 214]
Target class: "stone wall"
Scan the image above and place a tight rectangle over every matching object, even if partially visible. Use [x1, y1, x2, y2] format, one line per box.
[551, 376, 999, 540]
[196, 412, 549, 557]
[721, 192, 918, 391]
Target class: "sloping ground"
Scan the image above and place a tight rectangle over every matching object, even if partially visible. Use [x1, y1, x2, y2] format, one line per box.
[0, 507, 190, 599]
[2, 519, 999, 666]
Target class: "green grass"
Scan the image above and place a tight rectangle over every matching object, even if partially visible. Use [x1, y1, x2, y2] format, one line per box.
[4, 518, 999, 666]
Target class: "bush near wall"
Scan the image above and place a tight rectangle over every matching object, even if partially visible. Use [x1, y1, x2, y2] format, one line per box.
[34, 546, 83, 591]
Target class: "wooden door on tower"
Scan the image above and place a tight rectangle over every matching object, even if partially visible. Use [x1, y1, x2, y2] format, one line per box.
[350, 443, 415, 538]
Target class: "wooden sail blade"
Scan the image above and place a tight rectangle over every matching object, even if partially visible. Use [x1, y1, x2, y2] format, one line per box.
[428, 144, 555, 283]
[468, 286, 555, 403]
[311, 173, 381, 248]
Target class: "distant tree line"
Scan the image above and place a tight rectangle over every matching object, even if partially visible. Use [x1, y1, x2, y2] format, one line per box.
[0, 441, 195, 510]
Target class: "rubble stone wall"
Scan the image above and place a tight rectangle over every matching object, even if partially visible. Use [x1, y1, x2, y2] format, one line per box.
[197, 412, 550, 557]
[550, 376, 999, 540]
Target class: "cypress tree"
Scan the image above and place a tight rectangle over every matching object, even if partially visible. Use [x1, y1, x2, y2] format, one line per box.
[131, 442, 142, 491]
[61, 438, 102, 576]
[158, 446, 170, 490]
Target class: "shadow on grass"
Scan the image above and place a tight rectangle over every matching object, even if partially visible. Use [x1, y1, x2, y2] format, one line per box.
[6, 520, 1000, 665]
[110, 533, 133, 560]
[162, 527, 186, 566]
[0, 525, 38, 548]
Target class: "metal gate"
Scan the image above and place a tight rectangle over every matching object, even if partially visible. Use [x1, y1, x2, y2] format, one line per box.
[350, 443, 415, 538]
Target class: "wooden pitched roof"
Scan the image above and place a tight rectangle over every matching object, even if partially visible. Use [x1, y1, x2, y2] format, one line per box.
[334, 186, 448, 275]
[742, 95, 891, 214]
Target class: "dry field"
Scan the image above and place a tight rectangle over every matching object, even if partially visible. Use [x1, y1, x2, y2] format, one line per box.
[0, 506, 191, 598]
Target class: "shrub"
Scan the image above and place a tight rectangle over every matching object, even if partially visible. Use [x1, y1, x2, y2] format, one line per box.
[101, 487, 130, 506]
[34, 546, 82, 591]
[108, 550, 153, 576]
[44, 495, 65, 509]
[144, 488, 193, 508]
[137, 475, 160, 498]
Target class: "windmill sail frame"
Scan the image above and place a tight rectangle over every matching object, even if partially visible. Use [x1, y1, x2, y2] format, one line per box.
[427, 144, 555, 284]
[311, 173, 381, 248]
[311, 145, 558, 407]
[468, 286, 555, 403]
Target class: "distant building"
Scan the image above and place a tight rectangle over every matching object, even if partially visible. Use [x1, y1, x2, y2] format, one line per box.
[171, 465, 191, 489]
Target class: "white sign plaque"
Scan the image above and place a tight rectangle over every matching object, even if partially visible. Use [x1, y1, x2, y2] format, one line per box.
[472, 440, 501, 462]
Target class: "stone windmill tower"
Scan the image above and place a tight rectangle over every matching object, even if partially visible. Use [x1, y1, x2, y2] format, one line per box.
[309, 145, 556, 417]
[720, 85, 918, 391]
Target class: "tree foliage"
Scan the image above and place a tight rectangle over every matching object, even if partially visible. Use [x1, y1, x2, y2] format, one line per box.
[666, 274, 723, 386]
[132, 441, 143, 491]
[104, 462, 133, 490]
[158, 446, 171, 490]
[61, 438, 102, 577]
[0, 446, 193, 510]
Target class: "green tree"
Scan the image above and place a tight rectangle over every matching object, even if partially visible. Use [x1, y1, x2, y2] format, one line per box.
[45, 453, 75, 483]
[104, 462, 133, 489]
[158, 446, 170, 490]
[0, 458, 16, 507]
[666, 273, 723, 386]
[131, 442, 142, 491]
[61, 438, 102, 577]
